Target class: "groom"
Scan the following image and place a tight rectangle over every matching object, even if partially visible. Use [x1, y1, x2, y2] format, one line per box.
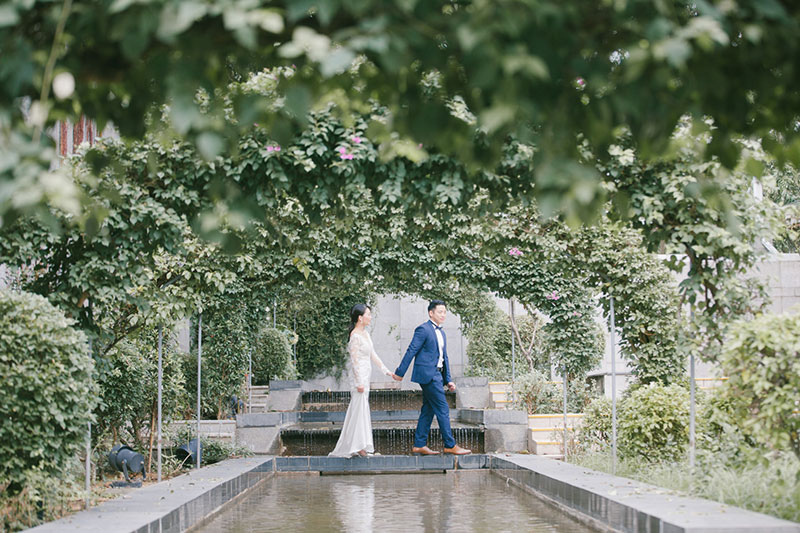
[392, 300, 471, 455]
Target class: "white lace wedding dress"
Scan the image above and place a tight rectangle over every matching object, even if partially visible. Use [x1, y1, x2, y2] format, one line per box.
[329, 331, 391, 457]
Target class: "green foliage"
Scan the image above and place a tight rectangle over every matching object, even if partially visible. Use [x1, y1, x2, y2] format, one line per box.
[96, 327, 187, 450]
[603, 126, 775, 361]
[0, 469, 85, 532]
[720, 311, 800, 459]
[618, 382, 690, 461]
[189, 307, 251, 419]
[0, 290, 97, 493]
[171, 426, 252, 466]
[512, 372, 597, 414]
[570, 224, 684, 384]
[512, 370, 560, 415]
[766, 164, 800, 253]
[696, 389, 759, 466]
[251, 327, 296, 386]
[5, 0, 800, 228]
[288, 288, 375, 379]
[572, 449, 800, 523]
[579, 396, 613, 449]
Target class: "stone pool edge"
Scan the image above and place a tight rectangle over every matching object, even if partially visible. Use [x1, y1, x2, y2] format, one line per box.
[26, 453, 800, 533]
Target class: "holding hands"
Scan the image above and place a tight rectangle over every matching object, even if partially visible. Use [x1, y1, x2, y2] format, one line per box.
[391, 373, 402, 381]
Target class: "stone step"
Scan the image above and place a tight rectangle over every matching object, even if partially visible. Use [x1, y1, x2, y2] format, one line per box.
[529, 440, 562, 455]
[488, 381, 511, 393]
[529, 427, 576, 438]
[528, 413, 584, 429]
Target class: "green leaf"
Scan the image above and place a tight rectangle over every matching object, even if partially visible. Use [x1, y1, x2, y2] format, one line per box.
[157, 1, 207, 42]
[0, 4, 19, 27]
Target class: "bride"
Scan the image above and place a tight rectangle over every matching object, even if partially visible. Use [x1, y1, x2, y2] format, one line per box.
[329, 304, 394, 457]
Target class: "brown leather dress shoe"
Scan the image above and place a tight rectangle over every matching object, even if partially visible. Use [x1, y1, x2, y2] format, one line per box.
[443, 445, 471, 455]
[411, 446, 440, 455]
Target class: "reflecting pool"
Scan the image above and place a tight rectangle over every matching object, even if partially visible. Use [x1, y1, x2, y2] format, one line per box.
[196, 471, 595, 532]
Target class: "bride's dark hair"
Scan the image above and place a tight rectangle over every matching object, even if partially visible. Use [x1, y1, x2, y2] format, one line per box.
[348, 303, 370, 338]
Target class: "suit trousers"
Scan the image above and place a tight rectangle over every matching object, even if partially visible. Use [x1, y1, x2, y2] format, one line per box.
[414, 371, 455, 448]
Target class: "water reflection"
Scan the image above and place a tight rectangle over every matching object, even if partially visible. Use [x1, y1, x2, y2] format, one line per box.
[196, 472, 593, 532]
[332, 479, 374, 531]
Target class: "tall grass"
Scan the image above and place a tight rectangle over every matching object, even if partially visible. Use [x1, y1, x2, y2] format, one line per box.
[571, 449, 800, 522]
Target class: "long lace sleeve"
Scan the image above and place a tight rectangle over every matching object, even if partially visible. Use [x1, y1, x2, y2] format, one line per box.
[349, 335, 367, 388]
[371, 348, 391, 376]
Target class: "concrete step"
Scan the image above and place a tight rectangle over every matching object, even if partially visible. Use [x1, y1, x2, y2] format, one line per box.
[528, 413, 584, 429]
[488, 381, 511, 393]
[529, 427, 576, 439]
[492, 399, 513, 410]
[530, 440, 562, 455]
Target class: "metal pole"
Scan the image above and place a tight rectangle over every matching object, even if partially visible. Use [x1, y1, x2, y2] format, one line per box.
[510, 299, 516, 386]
[85, 340, 92, 509]
[563, 367, 568, 461]
[609, 295, 618, 475]
[197, 313, 202, 469]
[248, 349, 252, 414]
[157, 325, 163, 483]
[689, 325, 696, 469]
[273, 297, 276, 328]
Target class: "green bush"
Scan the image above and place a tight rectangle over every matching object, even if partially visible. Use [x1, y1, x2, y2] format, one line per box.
[720, 311, 800, 458]
[252, 327, 296, 386]
[185, 309, 249, 419]
[291, 289, 374, 379]
[96, 328, 187, 450]
[0, 290, 97, 493]
[512, 370, 560, 414]
[464, 303, 513, 380]
[618, 382, 690, 461]
[696, 389, 759, 465]
[579, 396, 613, 449]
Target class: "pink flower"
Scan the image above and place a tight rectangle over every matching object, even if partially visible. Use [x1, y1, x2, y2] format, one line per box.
[352, 136, 362, 144]
[274, 145, 281, 151]
[266, 146, 274, 152]
[546, 291, 560, 301]
[508, 247, 523, 257]
[338, 146, 347, 155]
[341, 153, 354, 160]
[418, 143, 423, 148]
[572, 311, 581, 317]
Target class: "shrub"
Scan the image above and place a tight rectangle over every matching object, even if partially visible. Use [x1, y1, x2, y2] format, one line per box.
[618, 382, 690, 461]
[464, 303, 513, 380]
[0, 290, 97, 493]
[696, 389, 759, 465]
[185, 306, 250, 419]
[720, 311, 800, 459]
[579, 396, 613, 449]
[96, 328, 187, 450]
[512, 370, 560, 414]
[251, 327, 296, 386]
[291, 289, 374, 379]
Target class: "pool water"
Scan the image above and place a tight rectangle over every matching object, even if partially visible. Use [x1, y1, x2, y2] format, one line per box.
[196, 471, 595, 532]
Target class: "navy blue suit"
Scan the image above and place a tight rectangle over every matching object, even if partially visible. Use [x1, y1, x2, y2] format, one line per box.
[395, 321, 455, 448]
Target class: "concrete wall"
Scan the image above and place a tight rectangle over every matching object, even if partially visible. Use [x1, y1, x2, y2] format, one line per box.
[368, 295, 466, 386]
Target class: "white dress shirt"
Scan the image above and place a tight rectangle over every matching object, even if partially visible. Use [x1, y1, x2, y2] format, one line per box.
[430, 320, 444, 369]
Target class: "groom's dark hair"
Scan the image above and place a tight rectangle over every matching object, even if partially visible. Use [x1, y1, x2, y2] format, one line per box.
[428, 299, 446, 312]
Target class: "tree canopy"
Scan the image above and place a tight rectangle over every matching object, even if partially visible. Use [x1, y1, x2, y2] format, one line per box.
[2, 0, 800, 227]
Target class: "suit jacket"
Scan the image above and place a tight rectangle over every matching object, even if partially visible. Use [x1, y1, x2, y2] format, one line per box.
[395, 321, 451, 385]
